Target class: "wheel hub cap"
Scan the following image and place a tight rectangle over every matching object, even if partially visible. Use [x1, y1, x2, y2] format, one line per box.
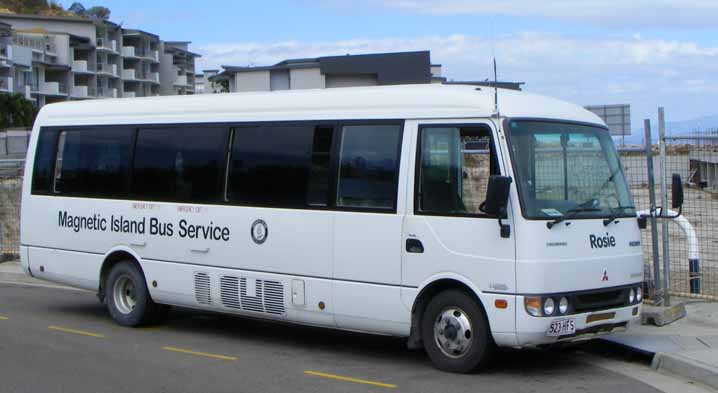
[434, 307, 474, 358]
[113, 274, 137, 315]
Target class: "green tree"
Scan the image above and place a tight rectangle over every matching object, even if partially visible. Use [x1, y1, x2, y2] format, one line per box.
[0, 93, 37, 128]
[85, 5, 109, 20]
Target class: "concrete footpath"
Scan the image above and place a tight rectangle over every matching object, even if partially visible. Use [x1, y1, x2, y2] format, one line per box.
[603, 301, 718, 390]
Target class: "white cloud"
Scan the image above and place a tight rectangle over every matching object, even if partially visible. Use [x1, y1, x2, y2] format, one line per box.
[330, 0, 718, 28]
[196, 32, 718, 123]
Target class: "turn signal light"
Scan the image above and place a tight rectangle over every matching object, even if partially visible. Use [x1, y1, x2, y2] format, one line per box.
[495, 299, 508, 309]
[524, 297, 542, 317]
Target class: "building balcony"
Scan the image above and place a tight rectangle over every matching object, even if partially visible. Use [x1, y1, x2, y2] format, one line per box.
[38, 81, 67, 96]
[148, 72, 160, 83]
[174, 74, 188, 86]
[149, 50, 159, 62]
[123, 91, 136, 98]
[72, 60, 94, 74]
[122, 46, 137, 58]
[71, 85, 96, 98]
[97, 63, 119, 77]
[0, 44, 11, 60]
[0, 76, 13, 93]
[97, 87, 118, 98]
[122, 68, 136, 80]
[97, 38, 117, 53]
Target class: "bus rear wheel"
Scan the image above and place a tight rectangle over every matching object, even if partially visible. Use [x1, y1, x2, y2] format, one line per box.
[105, 260, 166, 326]
[421, 289, 495, 373]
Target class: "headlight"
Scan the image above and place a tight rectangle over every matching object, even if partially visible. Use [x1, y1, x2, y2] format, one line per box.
[525, 297, 541, 317]
[559, 297, 569, 314]
[543, 298, 555, 316]
[636, 286, 643, 302]
[629, 288, 636, 303]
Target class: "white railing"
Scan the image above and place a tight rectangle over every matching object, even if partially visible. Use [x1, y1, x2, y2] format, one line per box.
[72, 60, 90, 73]
[40, 81, 60, 95]
[122, 69, 136, 80]
[122, 46, 136, 57]
[71, 85, 89, 98]
[151, 50, 159, 62]
[149, 72, 160, 83]
[123, 91, 135, 98]
[0, 76, 13, 92]
[174, 74, 187, 86]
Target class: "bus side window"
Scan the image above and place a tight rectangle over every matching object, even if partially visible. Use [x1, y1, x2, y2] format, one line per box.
[416, 126, 497, 216]
[335, 125, 402, 210]
[228, 125, 334, 208]
[52, 128, 133, 197]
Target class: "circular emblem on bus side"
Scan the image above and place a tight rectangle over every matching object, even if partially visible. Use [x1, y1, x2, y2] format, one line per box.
[251, 219, 268, 245]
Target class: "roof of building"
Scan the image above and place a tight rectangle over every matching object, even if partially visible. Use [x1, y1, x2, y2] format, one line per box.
[122, 28, 159, 40]
[163, 44, 201, 58]
[36, 84, 604, 127]
[0, 12, 93, 24]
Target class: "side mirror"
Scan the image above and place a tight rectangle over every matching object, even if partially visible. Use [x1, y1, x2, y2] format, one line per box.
[483, 176, 512, 218]
[671, 173, 684, 209]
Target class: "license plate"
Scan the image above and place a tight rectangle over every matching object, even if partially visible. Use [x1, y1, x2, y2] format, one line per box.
[547, 318, 576, 337]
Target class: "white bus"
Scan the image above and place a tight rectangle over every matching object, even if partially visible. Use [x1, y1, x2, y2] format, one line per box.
[21, 84, 650, 372]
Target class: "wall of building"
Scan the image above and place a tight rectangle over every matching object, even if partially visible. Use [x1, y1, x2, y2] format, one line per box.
[0, 18, 95, 45]
[325, 74, 378, 88]
[289, 68, 325, 90]
[235, 70, 270, 92]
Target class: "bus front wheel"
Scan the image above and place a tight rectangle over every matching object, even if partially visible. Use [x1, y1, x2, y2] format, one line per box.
[421, 289, 495, 373]
[105, 260, 166, 326]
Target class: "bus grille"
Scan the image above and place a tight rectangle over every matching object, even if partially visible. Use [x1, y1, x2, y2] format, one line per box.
[193, 272, 212, 305]
[215, 275, 286, 316]
[219, 276, 241, 309]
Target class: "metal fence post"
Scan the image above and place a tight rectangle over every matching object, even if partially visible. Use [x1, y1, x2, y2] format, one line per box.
[658, 108, 671, 306]
[645, 119, 662, 299]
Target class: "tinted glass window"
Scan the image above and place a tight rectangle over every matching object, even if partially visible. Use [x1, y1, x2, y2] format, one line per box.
[417, 126, 498, 216]
[229, 125, 334, 207]
[53, 128, 133, 197]
[336, 125, 401, 210]
[132, 127, 228, 203]
[31, 128, 60, 194]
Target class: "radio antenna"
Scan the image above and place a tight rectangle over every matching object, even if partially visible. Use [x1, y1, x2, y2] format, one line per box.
[490, 18, 499, 118]
[493, 57, 499, 117]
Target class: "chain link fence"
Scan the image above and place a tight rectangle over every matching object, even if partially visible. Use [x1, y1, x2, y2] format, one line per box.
[620, 132, 718, 301]
[0, 171, 22, 261]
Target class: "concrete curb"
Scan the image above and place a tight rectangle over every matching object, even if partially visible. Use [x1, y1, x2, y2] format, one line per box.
[598, 337, 718, 391]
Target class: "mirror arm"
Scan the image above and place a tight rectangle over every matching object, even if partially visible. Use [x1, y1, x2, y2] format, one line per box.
[497, 207, 510, 238]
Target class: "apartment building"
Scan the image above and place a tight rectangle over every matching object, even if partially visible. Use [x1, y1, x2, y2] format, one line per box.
[212, 51, 524, 93]
[195, 69, 220, 94]
[159, 41, 200, 95]
[0, 13, 199, 109]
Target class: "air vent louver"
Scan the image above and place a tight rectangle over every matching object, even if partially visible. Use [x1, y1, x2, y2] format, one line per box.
[194, 272, 212, 305]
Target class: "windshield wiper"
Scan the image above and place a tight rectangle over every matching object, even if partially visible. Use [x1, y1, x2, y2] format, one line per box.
[603, 205, 636, 226]
[546, 207, 601, 229]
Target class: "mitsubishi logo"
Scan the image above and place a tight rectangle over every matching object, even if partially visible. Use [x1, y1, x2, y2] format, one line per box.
[602, 269, 609, 282]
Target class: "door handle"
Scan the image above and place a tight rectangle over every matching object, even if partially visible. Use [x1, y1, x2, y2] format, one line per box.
[406, 239, 424, 253]
[191, 248, 210, 254]
[130, 241, 146, 248]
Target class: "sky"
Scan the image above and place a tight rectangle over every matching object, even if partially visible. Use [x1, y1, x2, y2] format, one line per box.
[75, 0, 718, 130]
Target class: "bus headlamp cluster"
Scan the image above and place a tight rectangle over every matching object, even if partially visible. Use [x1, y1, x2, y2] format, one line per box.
[629, 286, 643, 304]
[524, 296, 570, 317]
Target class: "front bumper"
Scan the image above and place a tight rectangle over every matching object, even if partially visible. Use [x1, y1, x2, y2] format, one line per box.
[515, 298, 640, 346]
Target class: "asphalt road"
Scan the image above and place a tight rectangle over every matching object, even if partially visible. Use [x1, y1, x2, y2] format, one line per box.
[0, 281, 668, 393]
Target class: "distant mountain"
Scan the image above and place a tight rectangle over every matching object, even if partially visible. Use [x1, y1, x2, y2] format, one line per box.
[617, 114, 718, 145]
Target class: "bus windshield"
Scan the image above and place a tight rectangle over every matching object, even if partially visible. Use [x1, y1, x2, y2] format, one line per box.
[507, 120, 635, 220]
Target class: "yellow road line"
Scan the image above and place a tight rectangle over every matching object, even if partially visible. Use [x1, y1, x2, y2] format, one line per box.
[304, 370, 397, 389]
[48, 325, 104, 338]
[0, 316, 8, 320]
[162, 346, 237, 361]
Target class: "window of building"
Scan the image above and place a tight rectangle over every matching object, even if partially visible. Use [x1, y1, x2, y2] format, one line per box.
[336, 124, 402, 210]
[52, 128, 134, 197]
[132, 126, 228, 203]
[416, 126, 498, 216]
[228, 125, 334, 208]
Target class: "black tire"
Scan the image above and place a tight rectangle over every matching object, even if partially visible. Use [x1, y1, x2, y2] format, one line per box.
[421, 289, 495, 373]
[105, 260, 164, 327]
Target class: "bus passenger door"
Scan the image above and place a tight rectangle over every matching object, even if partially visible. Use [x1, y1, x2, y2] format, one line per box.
[331, 123, 411, 336]
[401, 121, 517, 337]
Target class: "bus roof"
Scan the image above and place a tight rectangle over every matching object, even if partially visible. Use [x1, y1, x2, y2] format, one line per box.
[36, 84, 605, 127]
